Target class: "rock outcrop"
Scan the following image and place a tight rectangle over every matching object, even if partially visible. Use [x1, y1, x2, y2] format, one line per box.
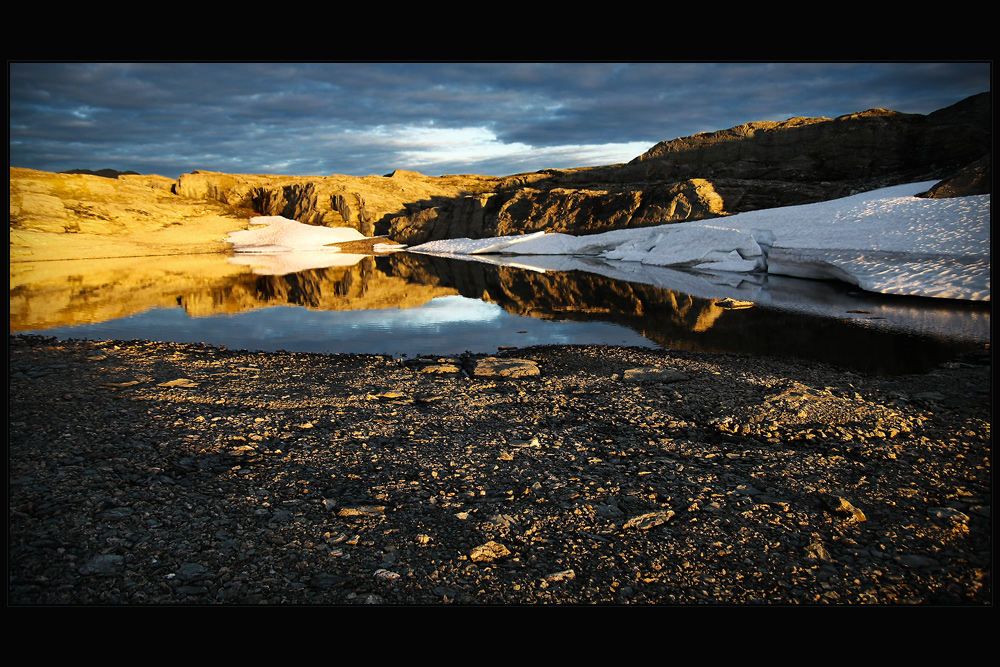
[918, 154, 991, 198]
[172, 170, 502, 237]
[9, 167, 243, 261]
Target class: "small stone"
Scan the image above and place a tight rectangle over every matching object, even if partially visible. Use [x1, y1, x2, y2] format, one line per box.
[715, 298, 754, 309]
[158, 378, 199, 388]
[823, 495, 867, 522]
[103, 380, 140, 388]
[624, 510, 675, 530]
[79, 554, 124, 575]
[928, 507, 970, 524]
[337, 505, 386, 517]
[470, 540, 512, 562]
[805, 538, 833, 562]
[174, 562, 211, 582]
[370, 391, 409, 402]
[419, 363, 461, 374]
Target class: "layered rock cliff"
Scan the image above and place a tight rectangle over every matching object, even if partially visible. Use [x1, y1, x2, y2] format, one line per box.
[171, 170, 502, 238]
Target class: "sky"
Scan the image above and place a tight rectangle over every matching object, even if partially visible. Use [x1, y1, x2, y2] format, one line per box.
[8, 61, 991, 179]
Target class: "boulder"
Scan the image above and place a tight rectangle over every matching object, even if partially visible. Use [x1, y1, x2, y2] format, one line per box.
[918, 154, 990, 198]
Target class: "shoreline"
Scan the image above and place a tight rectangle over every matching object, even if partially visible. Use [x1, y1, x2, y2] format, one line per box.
[9, 335, 991, 604]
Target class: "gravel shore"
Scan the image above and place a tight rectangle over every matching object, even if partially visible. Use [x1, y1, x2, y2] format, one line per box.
[8, 334, 991, 605]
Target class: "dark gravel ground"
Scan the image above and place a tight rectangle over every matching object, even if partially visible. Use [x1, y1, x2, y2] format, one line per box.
[8, 334, 991, 605]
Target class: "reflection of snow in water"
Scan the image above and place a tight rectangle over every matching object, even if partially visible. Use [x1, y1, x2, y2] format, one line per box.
[229, 251, 371, 275]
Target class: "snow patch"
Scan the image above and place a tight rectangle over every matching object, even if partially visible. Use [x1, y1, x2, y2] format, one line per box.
[227, 216, 367, 252]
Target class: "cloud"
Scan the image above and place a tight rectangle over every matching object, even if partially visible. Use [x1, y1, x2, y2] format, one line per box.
[9, 62, 990, 177]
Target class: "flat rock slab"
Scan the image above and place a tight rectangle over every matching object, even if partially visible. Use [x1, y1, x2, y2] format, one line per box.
[411, 358, 463, 375]
[472, 357, 540, 378]
[623, 367, 689, 383]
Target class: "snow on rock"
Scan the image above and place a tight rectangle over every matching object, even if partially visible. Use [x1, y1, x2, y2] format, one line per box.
[408, 231, 548, 256]
[408, 182, 990, 301]
[227, 216, 367, 252]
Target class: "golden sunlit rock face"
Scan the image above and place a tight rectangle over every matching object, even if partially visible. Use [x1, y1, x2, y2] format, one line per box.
[9, 167, 504, 262]
[172, 169, 503, 236]
[10, 168, 243, 261]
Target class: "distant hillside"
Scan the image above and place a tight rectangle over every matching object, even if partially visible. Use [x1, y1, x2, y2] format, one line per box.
[61, 168, 141, 179]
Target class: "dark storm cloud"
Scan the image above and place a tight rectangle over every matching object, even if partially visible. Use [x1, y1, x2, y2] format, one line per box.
[9, 62, 990, 178]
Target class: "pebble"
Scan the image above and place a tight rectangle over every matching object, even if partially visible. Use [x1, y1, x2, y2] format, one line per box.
[8, 335, 991, 605]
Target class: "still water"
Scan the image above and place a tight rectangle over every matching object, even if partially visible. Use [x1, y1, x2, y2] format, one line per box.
[10, 250, 990, 374]
[22, 297, 655, 357]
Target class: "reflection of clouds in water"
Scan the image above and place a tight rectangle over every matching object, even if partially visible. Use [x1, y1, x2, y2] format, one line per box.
[299, 295, 503, 327]
[27, 296, 653, 356]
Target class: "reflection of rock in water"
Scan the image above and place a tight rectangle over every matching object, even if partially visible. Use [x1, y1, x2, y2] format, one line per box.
[10, 254, 251, 332]
[181, 256, 459, 316]
[252, 262, 361, 308]
[386, 252, 728, 336]
[12, 249, 985, 376]
[384, 253, 985, 375]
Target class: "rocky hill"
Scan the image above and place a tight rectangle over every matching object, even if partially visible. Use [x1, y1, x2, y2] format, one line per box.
[10, 92, 990, 259]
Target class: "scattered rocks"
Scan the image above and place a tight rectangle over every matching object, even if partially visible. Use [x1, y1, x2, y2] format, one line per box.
[8, 335, 991, 605]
